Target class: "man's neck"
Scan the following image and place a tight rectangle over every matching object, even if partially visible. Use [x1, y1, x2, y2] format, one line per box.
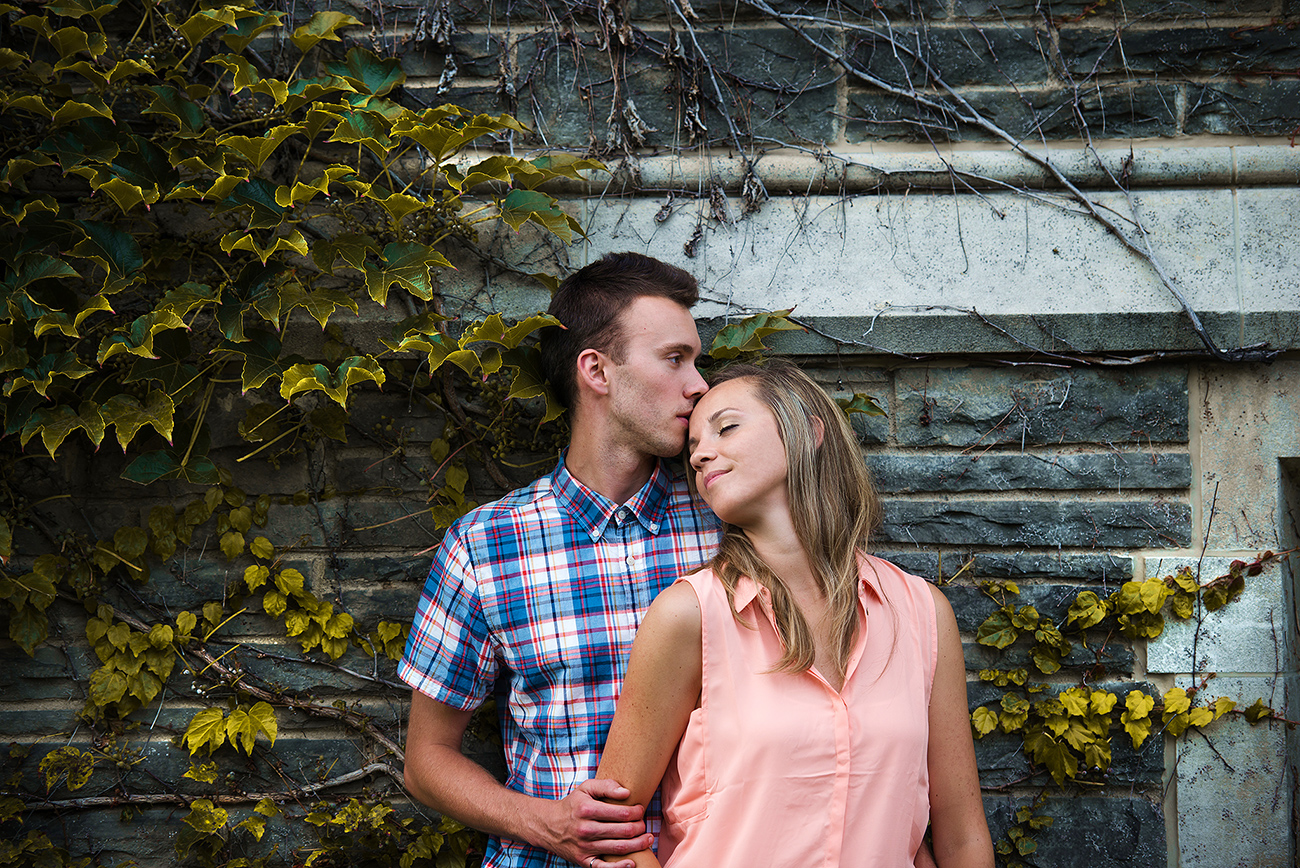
[565, 422, 659, 506]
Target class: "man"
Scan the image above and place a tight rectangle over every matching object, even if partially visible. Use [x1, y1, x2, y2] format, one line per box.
[399, 252, 721, 868]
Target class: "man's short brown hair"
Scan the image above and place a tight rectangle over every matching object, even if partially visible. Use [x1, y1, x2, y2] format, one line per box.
[540, 252, 700, 409]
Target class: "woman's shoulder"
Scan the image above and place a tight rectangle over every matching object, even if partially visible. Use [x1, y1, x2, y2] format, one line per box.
[645, 579, 704, 639]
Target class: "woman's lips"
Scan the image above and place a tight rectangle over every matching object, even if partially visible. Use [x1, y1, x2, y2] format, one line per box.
[703, 469, 726, 489]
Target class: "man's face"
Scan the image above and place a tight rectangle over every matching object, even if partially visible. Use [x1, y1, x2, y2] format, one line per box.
[603, 295, 708, 458]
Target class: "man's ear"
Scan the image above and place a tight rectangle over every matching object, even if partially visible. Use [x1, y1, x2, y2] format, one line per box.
[575, 348, 611, 398]
[810, 415, 825, 448]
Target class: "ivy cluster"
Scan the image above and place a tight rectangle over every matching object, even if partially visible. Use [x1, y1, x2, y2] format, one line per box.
[969, 554, 1291, 863]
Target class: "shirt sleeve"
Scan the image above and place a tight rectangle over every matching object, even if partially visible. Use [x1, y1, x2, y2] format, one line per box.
[397, 523, 499, 709]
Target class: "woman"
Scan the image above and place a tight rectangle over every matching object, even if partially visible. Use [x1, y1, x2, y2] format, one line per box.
[593, 361, 993, 868]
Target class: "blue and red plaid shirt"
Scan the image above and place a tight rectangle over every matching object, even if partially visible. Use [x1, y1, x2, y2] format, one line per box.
[398, 455, 720, 868]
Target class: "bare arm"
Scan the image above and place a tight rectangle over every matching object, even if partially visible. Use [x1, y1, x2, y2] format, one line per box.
[404, 690, 652, 868]
[926, 585, 995, 868]
[593, 582, 705, 868]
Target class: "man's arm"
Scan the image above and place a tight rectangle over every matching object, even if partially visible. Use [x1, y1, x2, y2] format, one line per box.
[404, 689, 653, 868]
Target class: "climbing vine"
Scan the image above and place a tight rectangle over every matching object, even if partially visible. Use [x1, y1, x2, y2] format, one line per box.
[1, 0, 1295, 866]
[968, 552, 1295, 864]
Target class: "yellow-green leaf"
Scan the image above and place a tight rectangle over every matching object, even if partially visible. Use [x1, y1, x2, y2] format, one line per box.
[971, 706, 998, 737]
[247, 701, 277, 745]
[183, 761, 219, 783]
[183, 708, 227, 755]
[220, 530, 245, 560]
[291, 10, 362, 53]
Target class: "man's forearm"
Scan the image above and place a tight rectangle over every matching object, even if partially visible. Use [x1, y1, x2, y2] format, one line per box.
[405, 741, 544, 844]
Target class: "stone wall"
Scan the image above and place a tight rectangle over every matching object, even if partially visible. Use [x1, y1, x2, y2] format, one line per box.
[3, 0, 1299, 865]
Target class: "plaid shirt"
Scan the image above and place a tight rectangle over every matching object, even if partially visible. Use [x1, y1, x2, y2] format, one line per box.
[398, 456, 720, 868]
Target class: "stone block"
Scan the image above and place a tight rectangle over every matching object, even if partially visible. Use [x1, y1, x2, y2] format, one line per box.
[844, 87, 966, 143]
[1059, 23, 1300, 78]
[349, 390, 450, 444]
[0, 643, 85, 702]
[211, 444, 314, 495]
[581, 189, 1242, 340]
[963, 636, 1135, 676]
[1196, 361, 1300, 552]
[517, 24, 839, 149]
[1238, 188, 1300, 316]
[1186, 79, 1300, 137]
[1146, 556, 1288, 676]
[400, 33, 503, 82]
[333, 553, 432, 587]
[1172, 675, 1296, 868]
[880, 499, 1191, 548]
[944, 581, 1084, 632]
[338, 582, 425, 626]
[629, 0, 948, 22]
[985, 794, 1165, 868]
[964, 552, 1133, 583]
[334, 449, 431, 494]
[893, 366, 1189, 448]
[874, 551, 1133, 585]
[849, 24, 1053, 88]
[319, 498, 448, 551]
[869, 451, 1191, 493]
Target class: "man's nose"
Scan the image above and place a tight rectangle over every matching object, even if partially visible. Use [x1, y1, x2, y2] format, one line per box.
[684, 366, 707, 399]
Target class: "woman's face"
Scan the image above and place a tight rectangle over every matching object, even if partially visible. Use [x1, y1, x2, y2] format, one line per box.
[687, 378, 790, 528]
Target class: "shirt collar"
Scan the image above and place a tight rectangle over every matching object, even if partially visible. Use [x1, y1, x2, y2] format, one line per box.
[551, 452, 675, 540]
[730, 551, 881, 615]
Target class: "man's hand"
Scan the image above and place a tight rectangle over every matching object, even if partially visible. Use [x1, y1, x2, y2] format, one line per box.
[533, 778, 651, 868]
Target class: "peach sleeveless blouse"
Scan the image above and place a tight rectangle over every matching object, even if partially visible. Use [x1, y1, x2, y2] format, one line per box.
[658, 555, 938, 868]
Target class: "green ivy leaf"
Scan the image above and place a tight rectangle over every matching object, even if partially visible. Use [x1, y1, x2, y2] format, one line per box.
[261, 588, 286, 617]
[183, 762, 219, 784]
[280, 357, 385, 409]
[8, 602, 49, 655]
[140, 84, 205, 135]
[183, 708, 227, 755]
[835, 393, 887, 418]
[218, 126, 304, 172]
[71, 220, 144, 292]
[220, 10, 283, 53]
[290, 10, 362, 53]
[363, 242, 452, 305]
[327, 107, 394, 158]
[274, 568, 305, 596]
[88, 666, 128, 706]
[976, 609, 1018, 649]
[220, 228, 309, 264]
[121, 449, 219, 485]
[101, 391, 175, 450]
[498, 188, 583, 242]
[226, 707, 256, 753]
[182, 798, 229, 834]
[323, 47, 405, 97]
[971, 706, 998, 737]
[308, 404, 349, 442]
[220, 531, 245, 560]
[39, 746, 95, 792]
[6, 351, 95, 398]
[248, 701, 277, 745]
[709, 310, 803, 359]
[216, 177, 287, 228]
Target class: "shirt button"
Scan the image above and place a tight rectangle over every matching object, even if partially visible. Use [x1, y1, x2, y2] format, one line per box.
[625, 555, 635, 568]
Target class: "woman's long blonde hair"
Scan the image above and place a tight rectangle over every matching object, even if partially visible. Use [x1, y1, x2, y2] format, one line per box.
[706, 361, 883, 680]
